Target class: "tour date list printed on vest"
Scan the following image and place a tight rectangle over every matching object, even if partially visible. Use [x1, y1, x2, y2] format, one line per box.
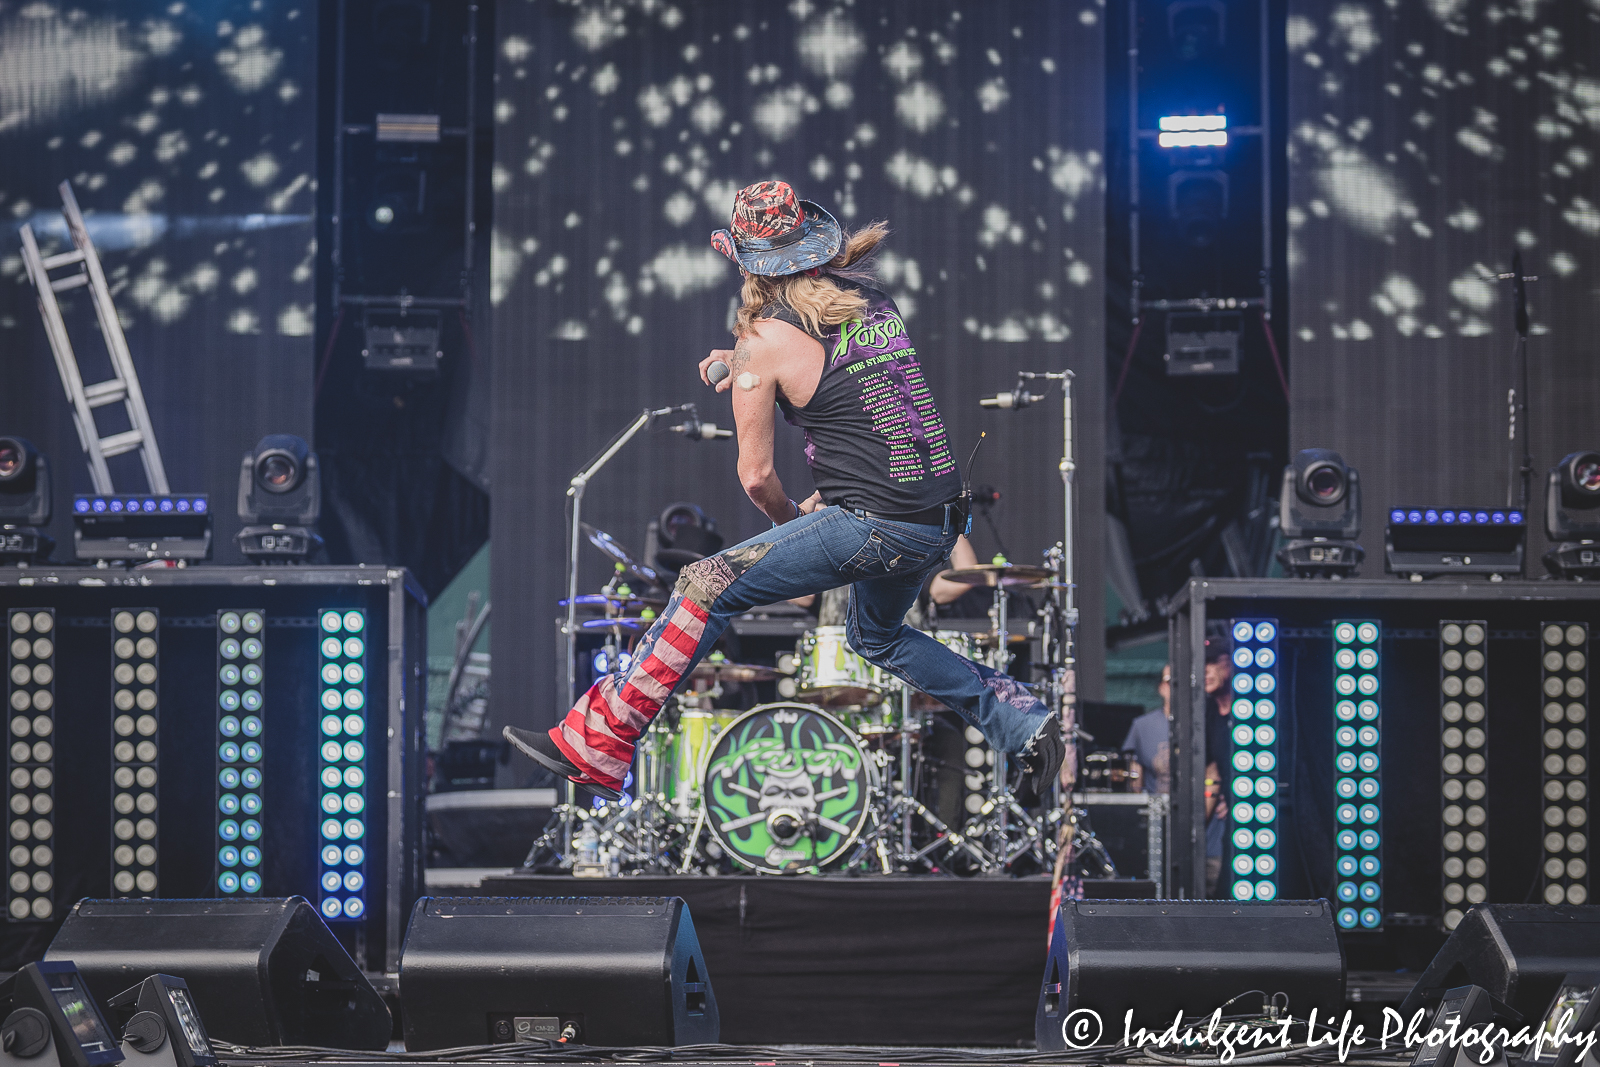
[836, 311, 955, 486]
[776, 285, 959, 516]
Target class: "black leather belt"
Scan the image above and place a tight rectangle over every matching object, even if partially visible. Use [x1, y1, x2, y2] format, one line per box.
[843, 499, 965, 527]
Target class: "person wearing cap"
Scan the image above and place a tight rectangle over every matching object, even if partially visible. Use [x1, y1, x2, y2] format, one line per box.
[505, 180, 1063, 802]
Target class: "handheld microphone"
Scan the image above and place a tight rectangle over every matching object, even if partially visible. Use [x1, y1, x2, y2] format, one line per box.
[707, 360, 731, 386]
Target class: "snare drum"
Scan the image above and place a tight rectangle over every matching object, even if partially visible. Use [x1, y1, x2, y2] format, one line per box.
[795, 626, 885, 708]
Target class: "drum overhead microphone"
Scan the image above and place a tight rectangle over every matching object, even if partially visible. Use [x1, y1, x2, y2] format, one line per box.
[668, 405, 733, 441]
[979, 389, 1046, 410]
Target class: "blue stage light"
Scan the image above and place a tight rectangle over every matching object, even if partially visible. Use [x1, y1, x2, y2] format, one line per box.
[194, 498, 207, 513]
[159, 499, 173, 513]
[1390, 509, 1405, 524]
[1157, 114, 1227, 148]
[175, 499, 190, 512]
[1425, 509, 1439, 523]
[74, 499, 89, 513]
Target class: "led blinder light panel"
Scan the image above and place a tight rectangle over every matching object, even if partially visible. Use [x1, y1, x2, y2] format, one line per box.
[110, 610, 160, 898]
[1439, 621, 1488, 931]
[1333, 620, 1383, 931]
[6, 610, 55, 921]
[216, 610, 266, 895]
[317, 609, 368, 921]
[1227, 619, 1280, 902]
[1540, 622, 1589, 907]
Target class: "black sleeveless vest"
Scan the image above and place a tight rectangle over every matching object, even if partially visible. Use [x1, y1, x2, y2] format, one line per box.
[767, 284, 960, 516]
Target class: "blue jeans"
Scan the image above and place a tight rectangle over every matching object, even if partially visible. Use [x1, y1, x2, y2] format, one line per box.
[552, 506, 1052, 791]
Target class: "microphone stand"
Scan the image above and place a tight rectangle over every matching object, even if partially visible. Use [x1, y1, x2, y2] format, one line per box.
[981, 370, 1077, 873]
[1499, 252, 1537, 514]
[560, 404, 686, 853]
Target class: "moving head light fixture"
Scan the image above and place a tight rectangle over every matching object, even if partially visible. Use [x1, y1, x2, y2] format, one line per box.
[1277, 448, 1363, 578]
[237, 436, 322, 562]
[1545, 450, 1600, 580]
[0, 437, 52, 564]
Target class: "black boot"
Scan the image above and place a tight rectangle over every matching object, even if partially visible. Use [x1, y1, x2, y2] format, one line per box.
[503, 725, 622, 801]
[1017, 717, 1065, 799]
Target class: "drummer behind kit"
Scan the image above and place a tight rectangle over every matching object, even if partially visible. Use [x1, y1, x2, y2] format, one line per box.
[527, 523, 1086, 877]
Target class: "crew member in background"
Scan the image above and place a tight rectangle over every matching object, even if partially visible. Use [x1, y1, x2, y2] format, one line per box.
[505, 180, 1063, 801]
[1122, 663, 1171, 794]
[1199, 623, 1235, 896]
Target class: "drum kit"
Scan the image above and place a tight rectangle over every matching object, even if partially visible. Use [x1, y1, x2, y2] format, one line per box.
[533, 368, 1088, 879]
[525, 546, 1072, 877]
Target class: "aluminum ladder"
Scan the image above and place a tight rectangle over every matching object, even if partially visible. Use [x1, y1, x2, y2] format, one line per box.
[18, 181, 169, 495]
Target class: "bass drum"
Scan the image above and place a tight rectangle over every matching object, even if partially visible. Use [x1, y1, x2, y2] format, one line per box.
[700, 702, 876, 874]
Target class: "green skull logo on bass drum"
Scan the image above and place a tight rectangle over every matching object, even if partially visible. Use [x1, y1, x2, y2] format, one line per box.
[701, 703, 875, 873]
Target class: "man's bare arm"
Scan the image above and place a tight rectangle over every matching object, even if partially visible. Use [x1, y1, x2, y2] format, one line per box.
[729, 331, 796, 524]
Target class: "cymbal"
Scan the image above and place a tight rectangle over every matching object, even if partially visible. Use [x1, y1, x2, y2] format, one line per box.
[795, 684, 885, 709]
[938, 563, 1055, 588]
[689, 660, 781, 683]
[560, 592, 668, 610]
[578, 616, 653, 633]
[581, 523, 662, 586]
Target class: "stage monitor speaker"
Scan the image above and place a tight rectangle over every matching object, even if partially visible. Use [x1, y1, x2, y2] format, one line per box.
[399, 896, 718, 1049]
[1399, 904, 1600, 1023]
[44, 897, 391, 1050]
[1036, 899, 1346, 1049]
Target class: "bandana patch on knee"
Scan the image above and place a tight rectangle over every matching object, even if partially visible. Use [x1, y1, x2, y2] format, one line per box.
[675, 542, 771, 608]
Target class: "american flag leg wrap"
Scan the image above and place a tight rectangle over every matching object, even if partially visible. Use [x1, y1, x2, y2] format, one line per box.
[550, 596, 710, 793]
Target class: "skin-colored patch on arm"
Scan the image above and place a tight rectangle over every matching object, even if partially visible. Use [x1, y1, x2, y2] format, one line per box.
[736, 372, 761, 390]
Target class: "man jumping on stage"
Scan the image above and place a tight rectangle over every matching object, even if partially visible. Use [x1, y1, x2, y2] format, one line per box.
[506, 180, 1063, 802]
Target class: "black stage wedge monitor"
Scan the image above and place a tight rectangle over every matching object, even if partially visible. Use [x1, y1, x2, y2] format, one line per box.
[1036, 900, 1346, 1049]
[43, 898, 390, 1050]
[1400, 904, 1600, 1023]
[0, 961, 123, 1067]
[399, 896, 719, 1049]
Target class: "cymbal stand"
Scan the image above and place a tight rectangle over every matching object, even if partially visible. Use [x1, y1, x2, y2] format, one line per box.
[846, 685, 994, 871]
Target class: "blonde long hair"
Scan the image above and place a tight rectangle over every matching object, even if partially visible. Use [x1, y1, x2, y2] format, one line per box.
[733, 221, 889, 337]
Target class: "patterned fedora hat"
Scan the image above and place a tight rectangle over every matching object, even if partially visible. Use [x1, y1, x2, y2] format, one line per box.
[709, 180, 842, 277]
